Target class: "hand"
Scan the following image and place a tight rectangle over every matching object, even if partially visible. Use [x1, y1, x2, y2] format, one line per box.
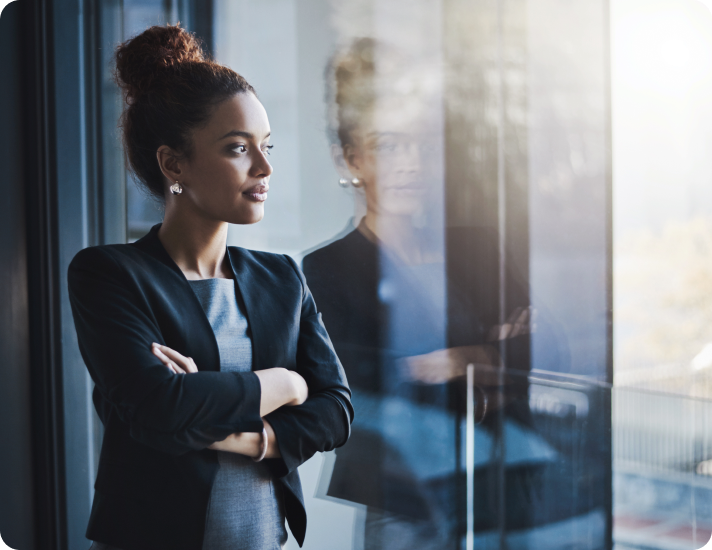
[207, 419, 282, 459]
[151, 343, 198, 374]
[404, 345, 516, 417]
[403, 345, 503, 385]
[208, 430, 262, 456]
[487, 306, 537, 342]
[286, 371, 308, 406]
[254, 368, 309, 417]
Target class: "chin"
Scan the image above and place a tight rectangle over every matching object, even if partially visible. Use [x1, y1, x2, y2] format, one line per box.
[229, 206, 264, 225]
[380, 202, 422, 217]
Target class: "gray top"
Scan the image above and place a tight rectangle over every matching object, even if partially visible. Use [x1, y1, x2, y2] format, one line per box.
[188, 278, 287, 550]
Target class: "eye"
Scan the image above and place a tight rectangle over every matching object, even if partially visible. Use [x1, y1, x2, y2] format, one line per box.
[262, 144, 274, 156]
[230, 144, 248, 154]
[372, 140, 397, 153]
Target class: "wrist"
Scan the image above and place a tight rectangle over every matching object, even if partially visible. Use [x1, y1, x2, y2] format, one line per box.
[252, 426, 268, 462]
[262, 419, 281, 459]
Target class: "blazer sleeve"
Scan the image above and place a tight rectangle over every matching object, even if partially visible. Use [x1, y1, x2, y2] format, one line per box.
[263, 255, 354, 477]
[68, 246, 264, 456]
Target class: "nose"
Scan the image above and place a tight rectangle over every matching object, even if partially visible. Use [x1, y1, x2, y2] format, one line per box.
[406, 142, 421, 171]
[395, 141, 421, 174]
[251, 148, 273, 179]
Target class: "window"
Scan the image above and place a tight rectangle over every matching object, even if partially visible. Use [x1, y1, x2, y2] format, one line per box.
[30, 0, 711, 548]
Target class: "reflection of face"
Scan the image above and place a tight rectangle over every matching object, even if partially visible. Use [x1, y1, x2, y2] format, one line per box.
[346, 100, 431, 217]
[180, 93, 273, 225]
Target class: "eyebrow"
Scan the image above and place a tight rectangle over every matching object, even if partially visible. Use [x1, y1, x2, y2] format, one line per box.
[218, 130, 271, 141]
[365, 131, 403, 139]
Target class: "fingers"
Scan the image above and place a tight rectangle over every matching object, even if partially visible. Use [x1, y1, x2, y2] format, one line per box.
[506, 306, 524, 326]
[488, 306, 535, 341]
[509, 307, 531, 338]
[154, 344, 198, 373]
[151, 343, 198, 374]
[530, 307, 538, 334]
[151, 345, 185, 374]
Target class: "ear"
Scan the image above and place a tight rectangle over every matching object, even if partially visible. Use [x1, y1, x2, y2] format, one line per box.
[156, 146, 184, 185]
[341, 143, 364, 179]
[330, 143, 352, 180]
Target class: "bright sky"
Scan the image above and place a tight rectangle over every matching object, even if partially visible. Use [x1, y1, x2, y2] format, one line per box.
[612, 0, 712, 237]
[612, 0, 712, 375]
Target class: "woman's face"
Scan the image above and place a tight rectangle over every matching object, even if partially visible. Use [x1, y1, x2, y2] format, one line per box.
[177, 93, 273, 225]
[344, 99, 431, 217]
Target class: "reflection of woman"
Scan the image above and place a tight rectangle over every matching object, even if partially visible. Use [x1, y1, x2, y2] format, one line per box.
[303, 39, 533, 549]
[68, 25, 352, 550]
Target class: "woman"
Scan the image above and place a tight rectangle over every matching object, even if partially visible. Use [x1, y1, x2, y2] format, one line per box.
[68, 25, 352, 550]
[302, 39, 565, 550]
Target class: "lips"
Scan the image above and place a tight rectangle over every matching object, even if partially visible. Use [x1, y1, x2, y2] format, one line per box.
[385, 180, 426, 191]
[243, 183, 269, 202]
[387, 183, 426, 193]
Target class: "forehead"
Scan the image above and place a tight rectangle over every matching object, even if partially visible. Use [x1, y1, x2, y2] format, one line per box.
[200, 93, 271, 140]
[360, 97, 435, 137]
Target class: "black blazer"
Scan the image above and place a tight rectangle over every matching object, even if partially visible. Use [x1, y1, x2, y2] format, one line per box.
[68, 223, 353, 550]
[302, 227, 538, 524]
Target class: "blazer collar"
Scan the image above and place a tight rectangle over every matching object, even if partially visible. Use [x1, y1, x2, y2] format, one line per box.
[132, 223, 241, 280]
[131, 223, 188, 279]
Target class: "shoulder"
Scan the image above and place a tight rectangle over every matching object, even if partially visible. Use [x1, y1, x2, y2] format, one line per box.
[69, 243, 133, 274]
[301, 231, 380, 306]
[302, 229, 371, 274]
[68, 243, 182, 301]
[66, 244, 147, 304]
[68, 242, 165, 278]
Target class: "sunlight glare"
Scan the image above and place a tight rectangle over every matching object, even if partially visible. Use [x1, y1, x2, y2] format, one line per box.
[614, 5, 712, 98]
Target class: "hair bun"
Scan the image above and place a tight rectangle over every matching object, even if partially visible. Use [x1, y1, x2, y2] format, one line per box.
[115, 24, 205, 101]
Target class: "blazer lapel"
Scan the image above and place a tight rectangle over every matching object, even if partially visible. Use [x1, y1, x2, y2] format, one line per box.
[227, 247, 269, 373]
[131, 224, 222, 373]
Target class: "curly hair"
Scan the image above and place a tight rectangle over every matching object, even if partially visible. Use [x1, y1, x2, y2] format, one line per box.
[114, 24, 255, 200]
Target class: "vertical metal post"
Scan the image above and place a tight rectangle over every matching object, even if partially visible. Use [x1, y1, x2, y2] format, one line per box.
[495, 0, 508, 546]
[466, 364, 475, 550]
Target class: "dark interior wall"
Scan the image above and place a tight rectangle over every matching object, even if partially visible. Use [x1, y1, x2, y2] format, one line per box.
[0, 1, 37, 548]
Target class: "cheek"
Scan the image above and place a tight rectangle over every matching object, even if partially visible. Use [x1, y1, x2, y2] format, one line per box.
[208, 156, 238, 177]
[186, 159, 247, 212]
[360, 153, 380, 181]
[195, 157, 244, 190]
[369, 158, 403, 189]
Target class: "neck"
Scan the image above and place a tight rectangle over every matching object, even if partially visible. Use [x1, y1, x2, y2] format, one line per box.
[158, 202, 232, 280]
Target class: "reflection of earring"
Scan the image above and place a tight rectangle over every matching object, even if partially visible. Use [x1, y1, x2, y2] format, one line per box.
[351, 178, 363, 188]
[338, 178, 349, 188]
[170, 181, 183, 195]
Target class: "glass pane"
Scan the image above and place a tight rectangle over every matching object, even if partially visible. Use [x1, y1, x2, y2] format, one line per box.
[213, 1, 611, 549]
[90, 0, 712, 548]
[612, 0, 712, 548]
[613, 388, 712, 550]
